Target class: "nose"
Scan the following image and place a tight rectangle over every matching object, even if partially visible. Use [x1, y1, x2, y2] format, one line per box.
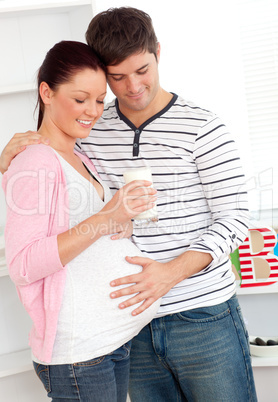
[127, 75, 141, 93]
[85, 101, 98, 118]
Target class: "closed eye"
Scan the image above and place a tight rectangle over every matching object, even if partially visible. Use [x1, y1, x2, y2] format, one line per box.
[110, 76, 123, 82]
[137, 68, 148, 75]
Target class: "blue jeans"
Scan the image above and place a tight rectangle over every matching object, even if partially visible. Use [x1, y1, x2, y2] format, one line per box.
[33, 342, 131, 401]
[129, 294, 257, 402]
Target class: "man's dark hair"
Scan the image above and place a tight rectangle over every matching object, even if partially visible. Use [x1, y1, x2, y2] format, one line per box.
[86, 7, 158, 66]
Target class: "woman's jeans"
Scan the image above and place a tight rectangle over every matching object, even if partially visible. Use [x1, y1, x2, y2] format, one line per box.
[129, 294, 257, 402]
[33, 342, 131, 401]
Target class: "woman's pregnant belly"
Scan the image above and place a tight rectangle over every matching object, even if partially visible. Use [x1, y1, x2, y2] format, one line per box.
[54, 236, 161, 361]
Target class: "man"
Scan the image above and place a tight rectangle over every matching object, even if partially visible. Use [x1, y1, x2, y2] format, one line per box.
[0, 7, 257, 401]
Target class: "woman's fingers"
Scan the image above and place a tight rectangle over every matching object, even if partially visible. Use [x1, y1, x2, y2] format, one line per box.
[97, 180, 157, 230]
[127, 196, 157, 213]
[121, 180, 157, 213]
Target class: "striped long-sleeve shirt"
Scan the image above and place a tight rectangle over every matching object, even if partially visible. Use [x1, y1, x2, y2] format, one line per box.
[76, 93, 249, 316]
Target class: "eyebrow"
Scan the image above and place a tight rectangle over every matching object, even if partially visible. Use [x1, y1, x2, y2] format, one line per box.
[71, 90, 107, 96]
[107, 63, 149, 77]
[71, 90, 90, 94]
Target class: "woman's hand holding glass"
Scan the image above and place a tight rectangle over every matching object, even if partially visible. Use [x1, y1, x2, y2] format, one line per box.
[98, 180, 157, 236]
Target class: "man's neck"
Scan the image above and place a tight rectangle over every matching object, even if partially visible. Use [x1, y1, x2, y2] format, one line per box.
[118, 89, 173, 127]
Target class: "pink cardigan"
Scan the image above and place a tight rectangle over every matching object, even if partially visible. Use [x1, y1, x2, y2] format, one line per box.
[2, 144, 98, 363]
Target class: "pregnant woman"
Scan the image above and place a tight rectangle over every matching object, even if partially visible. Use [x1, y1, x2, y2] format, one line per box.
[2, 40, 159, 402]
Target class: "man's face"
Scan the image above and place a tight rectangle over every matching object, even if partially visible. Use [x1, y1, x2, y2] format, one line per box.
[106, 47, 161, 115]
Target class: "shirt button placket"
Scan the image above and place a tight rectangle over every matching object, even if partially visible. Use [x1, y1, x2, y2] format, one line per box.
[133, 129, 141, 157]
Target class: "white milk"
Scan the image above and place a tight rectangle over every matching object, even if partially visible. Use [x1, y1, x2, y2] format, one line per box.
[123, 167, 158, 224]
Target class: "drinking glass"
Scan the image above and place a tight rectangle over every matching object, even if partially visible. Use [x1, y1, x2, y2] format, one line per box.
[123, 167, 158, 225]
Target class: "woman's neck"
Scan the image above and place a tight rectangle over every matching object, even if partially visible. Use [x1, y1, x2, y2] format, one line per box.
[38, 123, 76, 156]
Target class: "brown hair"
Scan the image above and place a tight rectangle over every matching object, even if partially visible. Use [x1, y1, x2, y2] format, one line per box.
[86, 7, 158, 66]
[36, 40, 106, 130]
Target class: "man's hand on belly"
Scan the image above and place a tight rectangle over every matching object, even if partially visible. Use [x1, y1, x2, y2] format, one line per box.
[109, 250, 213, 315]
[109, 257, 177, 315]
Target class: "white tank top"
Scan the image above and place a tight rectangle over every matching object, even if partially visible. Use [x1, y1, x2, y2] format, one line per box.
[47, 152, 160, 364]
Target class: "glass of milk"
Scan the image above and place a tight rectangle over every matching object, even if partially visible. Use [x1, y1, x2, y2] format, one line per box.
[123, 167, 158, 225]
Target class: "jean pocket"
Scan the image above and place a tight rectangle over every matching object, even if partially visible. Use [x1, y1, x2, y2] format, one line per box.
[176, 302, 231, 323]
[106, 341, 132, 361]
[236, 304, 251, 358]
[116, 341, 132, 361]
[33, 362, 51, 393]
[73, 355, 106, 367]
[122, 341, 131, 355]
[236, 304, 249, 338]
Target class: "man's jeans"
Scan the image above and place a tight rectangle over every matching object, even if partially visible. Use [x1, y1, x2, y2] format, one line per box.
[129, 294, 257, 402]
[33, 342, 131, 401]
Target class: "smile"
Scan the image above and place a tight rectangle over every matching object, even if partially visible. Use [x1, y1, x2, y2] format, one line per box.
[76, 119, 92, 126]
[128, 90, 144, 99]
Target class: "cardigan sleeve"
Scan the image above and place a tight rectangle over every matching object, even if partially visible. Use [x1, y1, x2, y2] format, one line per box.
[2, 145, 66, 286]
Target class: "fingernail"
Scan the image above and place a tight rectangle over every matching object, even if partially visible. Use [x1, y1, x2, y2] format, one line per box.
[110, 281, 115, 286]
[110, 292, 116, 298]
[119, 303, 125, 309]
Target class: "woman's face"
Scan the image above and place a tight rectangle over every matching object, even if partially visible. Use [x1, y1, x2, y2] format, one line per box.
[46, 68, 107, 140]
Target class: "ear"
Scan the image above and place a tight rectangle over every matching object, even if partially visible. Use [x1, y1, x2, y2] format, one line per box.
[156, 42, 161, 63]
[39, 82, 53, 105]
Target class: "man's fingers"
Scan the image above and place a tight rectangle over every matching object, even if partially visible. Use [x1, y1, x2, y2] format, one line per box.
[131, 298, 157, 316]
[117, 294, 158, 316]
[12, 132, 50, 147]
[110, 282, 138, 298]
[125, 256, 151, 266]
